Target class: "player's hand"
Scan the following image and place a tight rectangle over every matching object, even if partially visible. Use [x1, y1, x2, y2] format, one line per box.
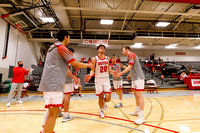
[84, 74, 92, 82]
[127, 74, 130, 81]
[115, 73, 121, 78]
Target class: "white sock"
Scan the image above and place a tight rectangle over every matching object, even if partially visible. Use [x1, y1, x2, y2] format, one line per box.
[136, 106, 140, 111]
[119, 100, 122, 103]
[139, 110, 144, 116]
[42, 109, 49, 132]
[100, 108, 103, 111]
[64, 112, 69, 117]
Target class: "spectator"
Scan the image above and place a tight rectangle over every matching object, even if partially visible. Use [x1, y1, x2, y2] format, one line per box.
[87, 57, 92, 74]
[196, 71, 200, 76]
[180, 71, 188, 81]
[180, 65, 187, 71]
[116, 56, 121, 63]
[185, 67, 191, 75]
[161, 67, 168, 78]
[6, 61, 30, 107]
[150, 53, 155, 61]
[158, 57, 162, 64]
[188, 71, 196, 77]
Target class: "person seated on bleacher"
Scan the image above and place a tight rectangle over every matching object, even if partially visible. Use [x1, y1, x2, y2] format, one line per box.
[185, 67, 191, 75]
[161, 67, 168, 78]
[180, 65, 187, 71]
[72, 75, 82, 97]
[180, 71, 188, 81]
[196, 71, 200, 76]
[188, 71, 196, 77]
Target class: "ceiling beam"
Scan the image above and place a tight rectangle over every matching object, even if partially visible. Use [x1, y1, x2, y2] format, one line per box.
[52, 6, 200, 17]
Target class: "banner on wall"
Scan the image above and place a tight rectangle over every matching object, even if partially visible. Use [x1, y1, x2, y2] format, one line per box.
[175, 52, 186, 55]
[83, 39, 108, 45]
[191, 79, 200, 87]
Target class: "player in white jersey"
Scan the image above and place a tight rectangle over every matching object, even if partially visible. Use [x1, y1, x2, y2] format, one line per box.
[110, 56, 126, 108]
[84, 44, 115, 118]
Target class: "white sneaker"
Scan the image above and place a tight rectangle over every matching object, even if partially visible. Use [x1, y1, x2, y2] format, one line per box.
[134, 113, 145, 125]
[103, 101, 107, 110]
[16, 100, 23, 104]
[99, 110, 105, 118]
[6, 102, 11, 107]
[62, 115, 74, 122]
[130, 110, 139, 116]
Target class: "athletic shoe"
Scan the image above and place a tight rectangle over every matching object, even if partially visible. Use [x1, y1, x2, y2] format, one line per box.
[103, 101, 107, 110]
[99, 110, 105, 118]
[79, 94, 82, 97]
[6, 102, 11, 107]
[114, 103, 122, 108]
[16, 100, 23, 104]
[130, 110, 139, 116]
[62, 115, 74, 122]
[134, 113, 145, 125]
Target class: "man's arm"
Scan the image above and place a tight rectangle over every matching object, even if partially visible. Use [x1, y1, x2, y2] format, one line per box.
[120, 63, 127, 69]
[116, 64, 132, 77]
[84, 57, 95, 82]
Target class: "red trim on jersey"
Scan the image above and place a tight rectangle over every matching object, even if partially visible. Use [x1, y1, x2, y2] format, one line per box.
[97, 55, 105, 60]
[67, 58, 76, 63]
[45, 104, 63, 108]
[64, 91, 74, 94]
[128, 62, 134, 65]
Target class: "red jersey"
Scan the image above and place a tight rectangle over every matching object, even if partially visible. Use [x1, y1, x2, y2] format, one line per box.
[12, 66, 29, 83]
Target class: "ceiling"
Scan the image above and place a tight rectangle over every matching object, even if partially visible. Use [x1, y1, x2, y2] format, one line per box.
[0, 0, 200, 49]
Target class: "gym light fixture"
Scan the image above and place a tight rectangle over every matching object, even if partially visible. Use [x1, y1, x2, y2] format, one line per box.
[100, 19, 114, 25]
[131, 43, 143, 48]
[194, 45, 200, 49]
[156, 22, 170, 27]
[40, 17, 55, 23]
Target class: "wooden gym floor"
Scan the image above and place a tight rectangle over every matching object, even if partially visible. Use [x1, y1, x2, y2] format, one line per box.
[0, 90, 200, 133]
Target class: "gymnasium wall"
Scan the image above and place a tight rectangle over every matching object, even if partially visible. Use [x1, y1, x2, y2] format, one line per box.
[71, 46, 200, 62]
[0, 19, 40, 81]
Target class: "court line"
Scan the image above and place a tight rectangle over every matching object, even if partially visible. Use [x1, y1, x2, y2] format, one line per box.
[151, 97, 165, 133]
[0, 109, 179, 133]
[75, 116, 144, 132]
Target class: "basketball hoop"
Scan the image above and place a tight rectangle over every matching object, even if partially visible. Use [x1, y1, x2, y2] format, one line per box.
[16, 24, 29, 34]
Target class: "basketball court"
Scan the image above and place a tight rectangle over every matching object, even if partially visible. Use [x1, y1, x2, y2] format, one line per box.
[1, 90, 200, 133]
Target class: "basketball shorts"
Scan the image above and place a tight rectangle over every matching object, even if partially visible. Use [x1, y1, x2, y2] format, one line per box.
[74, 85, 79, 90]
[95, 78, 111, 96]
[131, 79, 144, 91]
[63, 83, 74, 94]
[113, 80, 123, 90]
[43, 92, 63, 108]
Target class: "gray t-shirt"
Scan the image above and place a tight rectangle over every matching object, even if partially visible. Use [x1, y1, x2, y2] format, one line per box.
[111, 63, 123, 81]
[38, 42, 75, 92]
[128, 53, 145, 81]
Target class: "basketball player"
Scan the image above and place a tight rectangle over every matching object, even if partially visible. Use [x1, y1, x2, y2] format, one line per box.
[62, 47, 78, 122]
[84, 44, 115, 118]
[110, 56, 126, 108]
[73, 75, 82, 97]
[115, 46, 145, 125]
[38, 30, 94, 133]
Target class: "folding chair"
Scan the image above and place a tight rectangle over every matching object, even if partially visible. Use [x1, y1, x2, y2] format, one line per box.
[13, 83, 29, 98]
[146, 79, 158, 94]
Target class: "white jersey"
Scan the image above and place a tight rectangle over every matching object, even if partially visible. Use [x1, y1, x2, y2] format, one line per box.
[95, 56, 109, 79]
